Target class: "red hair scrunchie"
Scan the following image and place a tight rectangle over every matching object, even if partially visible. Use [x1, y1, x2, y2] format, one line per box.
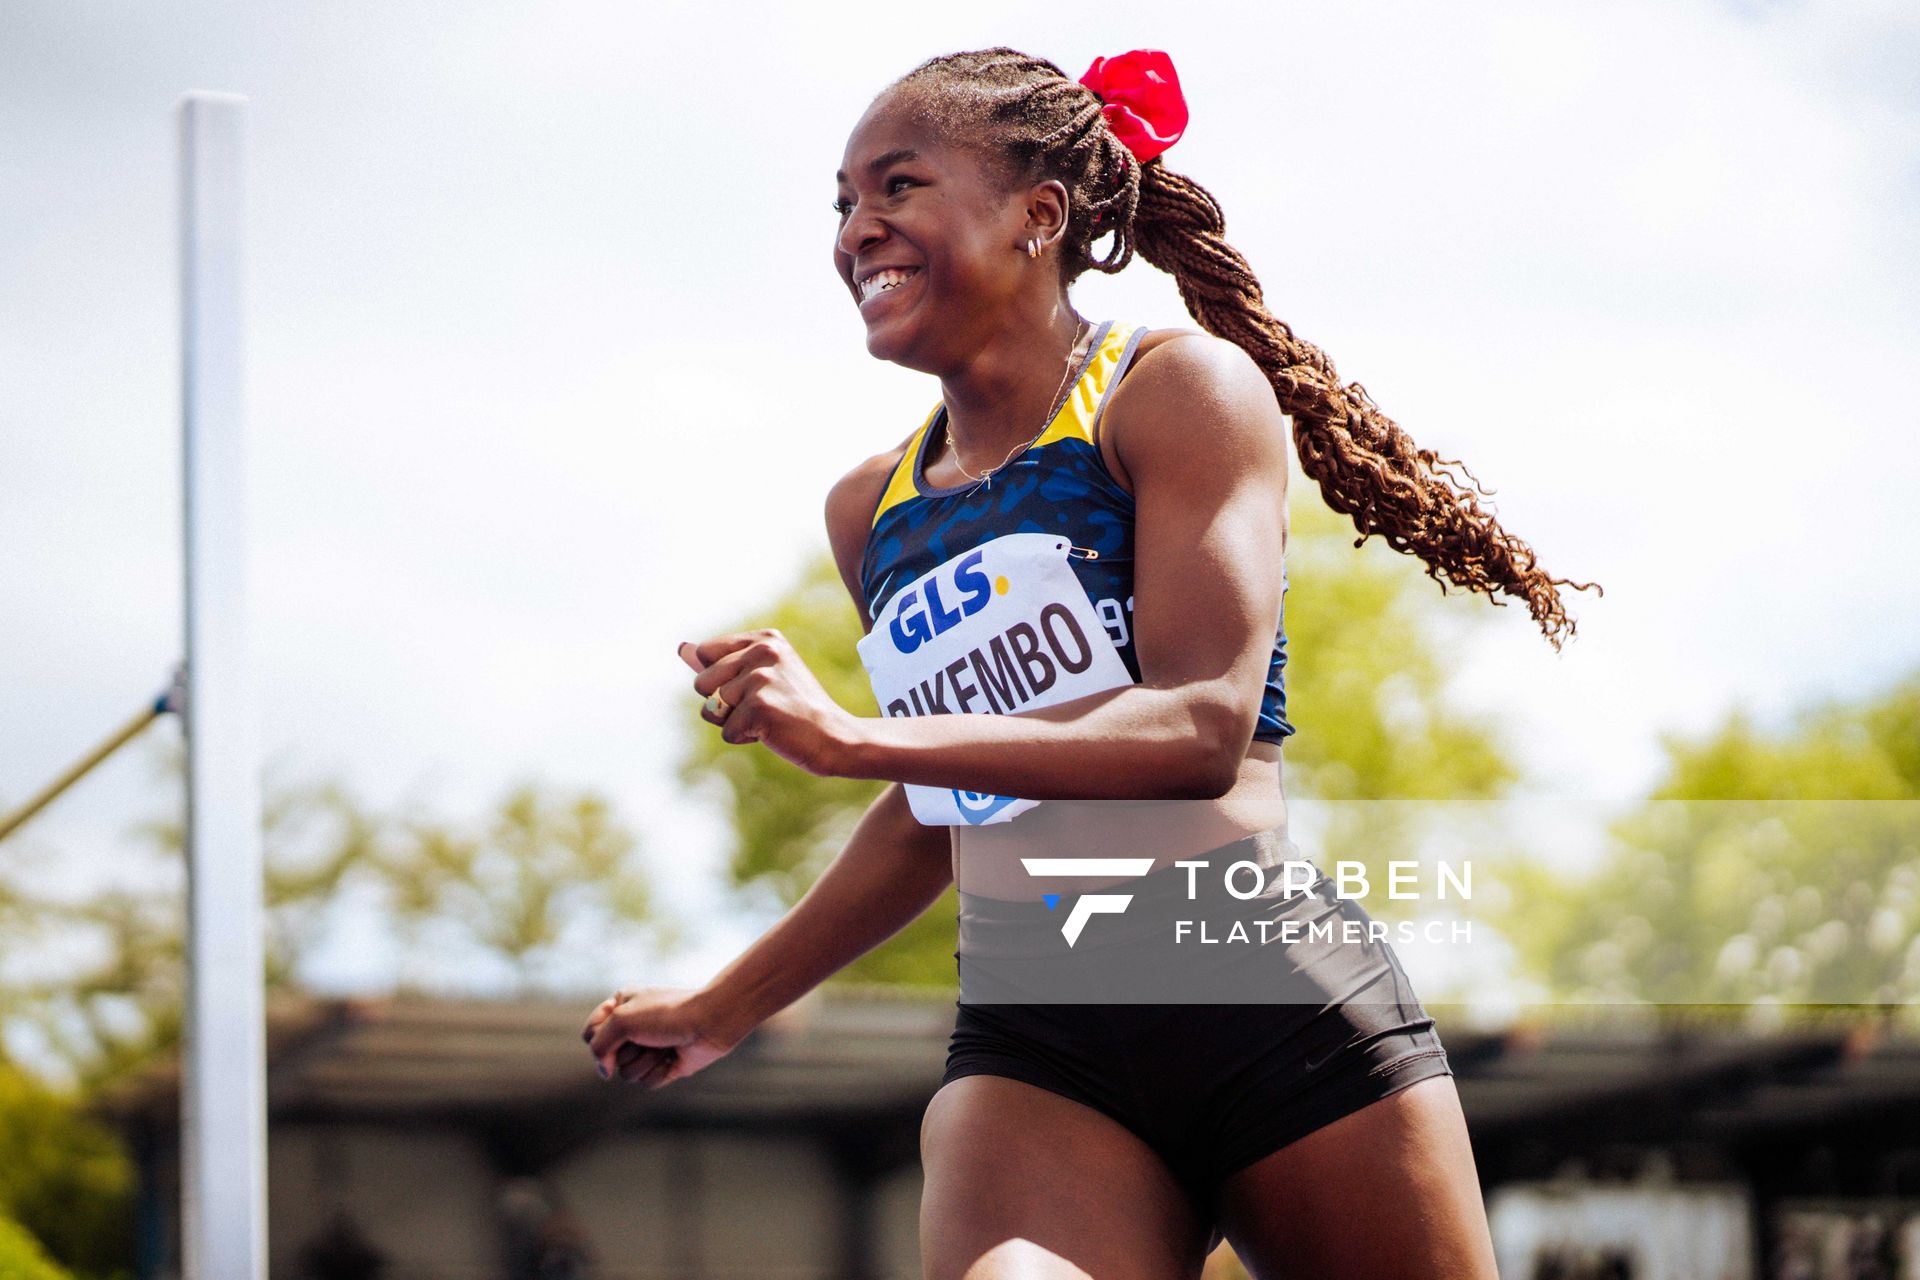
[1078, 49, 1189, 165]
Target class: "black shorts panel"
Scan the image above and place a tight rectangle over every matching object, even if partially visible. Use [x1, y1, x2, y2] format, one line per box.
[940, 828, 1455, 1223]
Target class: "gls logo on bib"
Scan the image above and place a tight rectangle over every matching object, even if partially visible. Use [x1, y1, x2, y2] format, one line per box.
[886, 548, 993, 654]
[857, 533, 1137, 827]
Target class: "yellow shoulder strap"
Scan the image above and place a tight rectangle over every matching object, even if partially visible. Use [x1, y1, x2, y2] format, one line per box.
[1031, 320, 1143, 450]
[870, 405, 941, 528]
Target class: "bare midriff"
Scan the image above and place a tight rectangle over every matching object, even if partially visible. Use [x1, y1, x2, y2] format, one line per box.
[950, 740, 1287, 900]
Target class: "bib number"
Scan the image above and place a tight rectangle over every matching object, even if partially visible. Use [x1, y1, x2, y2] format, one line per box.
[856, 533, 1136, 827]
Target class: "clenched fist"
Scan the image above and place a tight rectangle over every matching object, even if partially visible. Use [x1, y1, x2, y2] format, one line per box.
[581, 987, 742, 1088]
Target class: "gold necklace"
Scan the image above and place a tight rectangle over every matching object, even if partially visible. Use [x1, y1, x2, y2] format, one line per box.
[947, 319, 1091, 489]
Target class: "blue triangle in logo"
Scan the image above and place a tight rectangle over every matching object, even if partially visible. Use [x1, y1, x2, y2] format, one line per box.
[1042, 894, 1061, 912]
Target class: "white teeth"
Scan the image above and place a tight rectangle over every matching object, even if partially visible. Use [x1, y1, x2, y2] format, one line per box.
[859, 268, 918, 301]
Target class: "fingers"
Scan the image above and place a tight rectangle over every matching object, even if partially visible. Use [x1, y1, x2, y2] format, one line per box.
[700, 670, 772, 744]
[580, 989, 630, 1043]
[586, 989, 651, 1065]
[686, 632, 793, 749]
[586, 1006, 630, 1064]
[619, 1044, 680, 1088]
[686, 631, 783, 674]
[614, 1041, 658, 1082]
[636, 1050, 681, 1089]
[688, 631, 787, 698]
[582, 991, 697, 1088]
[596, 1029, 679, 1088]
[585, 992, 692, 1079]
[685, 636, 754, 679]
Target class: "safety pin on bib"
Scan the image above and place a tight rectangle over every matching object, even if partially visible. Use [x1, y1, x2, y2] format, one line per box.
[1068, 545, 1101, 561]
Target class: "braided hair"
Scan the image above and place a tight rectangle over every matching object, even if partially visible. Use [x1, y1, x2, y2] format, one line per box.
[884, 48, 1600, 649]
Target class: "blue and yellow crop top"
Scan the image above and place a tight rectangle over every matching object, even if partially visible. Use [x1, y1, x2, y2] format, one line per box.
[859, 319, 1296, 745]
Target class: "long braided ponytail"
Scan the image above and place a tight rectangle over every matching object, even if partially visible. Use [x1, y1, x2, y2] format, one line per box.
[887, 48, 1601, 649]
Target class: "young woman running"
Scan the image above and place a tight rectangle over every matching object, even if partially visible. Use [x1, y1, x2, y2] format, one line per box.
[586, 47, 1594, 1279]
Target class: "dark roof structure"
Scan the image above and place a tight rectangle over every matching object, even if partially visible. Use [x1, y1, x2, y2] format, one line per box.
[101, 992, 1920, 1186]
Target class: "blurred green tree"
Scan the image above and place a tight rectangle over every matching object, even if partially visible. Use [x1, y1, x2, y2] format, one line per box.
[380, 783, 666, 992]
[1277, 494, 1520, 898]
[1493, 670, 1920, 1008]
[0, 1066, 131, 1280]
[0, 773, 661, 1090]
[679, 490, 1520, 984]
[0, 775, 659, 1279]
[0, 1215, 77, 1280]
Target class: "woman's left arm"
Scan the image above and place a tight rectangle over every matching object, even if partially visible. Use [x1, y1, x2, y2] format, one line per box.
[690, 333, 1290, 801]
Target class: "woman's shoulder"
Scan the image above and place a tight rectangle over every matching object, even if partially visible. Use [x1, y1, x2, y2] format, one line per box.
[1107, 324, 1281, 447]
[1132, 324, 1209, 359]
[1113, 324, 1276, 420]
[824, 430, 919, 626]
[825, 430, 916, 532]
[1129, 325, 1264, 383]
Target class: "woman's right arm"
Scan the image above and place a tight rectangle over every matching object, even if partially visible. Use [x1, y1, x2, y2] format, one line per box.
[694, 778, 952, 1038]
[585, 782, 952, 1084]
[586, 440, 952, 1085]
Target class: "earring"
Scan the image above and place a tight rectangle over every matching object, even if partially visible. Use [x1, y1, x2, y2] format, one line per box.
[1026, 238, 1041, 259]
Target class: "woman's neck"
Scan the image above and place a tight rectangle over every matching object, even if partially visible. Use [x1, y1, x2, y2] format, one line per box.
[937, 305, 1090, 459]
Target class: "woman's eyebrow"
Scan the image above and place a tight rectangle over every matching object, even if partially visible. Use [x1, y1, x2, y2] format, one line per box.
[834, 148, 922, 184]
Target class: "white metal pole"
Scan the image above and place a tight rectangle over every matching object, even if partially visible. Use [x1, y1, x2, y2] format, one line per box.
[178, 91, 266, 1280]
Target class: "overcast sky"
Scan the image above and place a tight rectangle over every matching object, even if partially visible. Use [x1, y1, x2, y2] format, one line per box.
[3, 0, 1917, 1000]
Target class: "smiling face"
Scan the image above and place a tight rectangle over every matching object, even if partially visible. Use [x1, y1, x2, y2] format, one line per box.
[832, 92, 1047, 370]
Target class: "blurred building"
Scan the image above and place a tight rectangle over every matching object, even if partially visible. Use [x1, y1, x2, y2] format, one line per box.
[100, 993, 1920, 1280]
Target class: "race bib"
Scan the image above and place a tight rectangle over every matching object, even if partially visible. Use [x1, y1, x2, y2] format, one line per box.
[856, 533, 1137, 826]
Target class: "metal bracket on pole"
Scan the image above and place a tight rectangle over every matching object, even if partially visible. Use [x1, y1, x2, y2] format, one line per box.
[159, 661, 188, 717]
[0, 670, 185, 845]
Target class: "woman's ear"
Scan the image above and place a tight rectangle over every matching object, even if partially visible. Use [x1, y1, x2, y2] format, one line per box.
[1025, 179, 1071, 251]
